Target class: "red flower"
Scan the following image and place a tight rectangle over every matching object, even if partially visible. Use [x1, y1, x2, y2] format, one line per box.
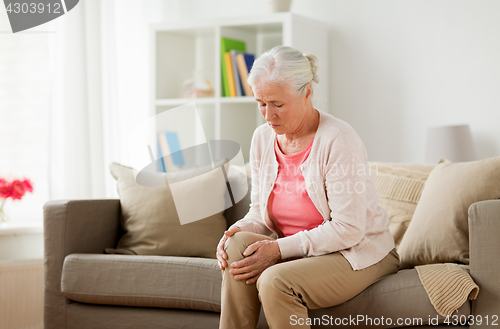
[23, 179, 33, 193]
[10, 180, 27, 200]
[0, 179, 12, 199]
[0, 178, 33, 200]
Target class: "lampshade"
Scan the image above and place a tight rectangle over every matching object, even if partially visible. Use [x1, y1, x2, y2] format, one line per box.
[425, 124, 476, 164]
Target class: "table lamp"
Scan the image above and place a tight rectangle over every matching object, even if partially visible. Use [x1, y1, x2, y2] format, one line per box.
[425, 124, 477, 164]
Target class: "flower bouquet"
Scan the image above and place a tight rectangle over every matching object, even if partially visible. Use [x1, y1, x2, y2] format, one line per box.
[0, 178, 33, 222]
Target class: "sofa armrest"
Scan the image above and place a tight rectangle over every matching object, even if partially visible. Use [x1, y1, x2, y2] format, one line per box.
[469, 199, 500, 328]
[43, 199, 121, 329]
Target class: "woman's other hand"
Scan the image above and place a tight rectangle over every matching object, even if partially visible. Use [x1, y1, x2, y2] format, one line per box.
[217, 226, 241, 271]
[230, 240, 281, 285]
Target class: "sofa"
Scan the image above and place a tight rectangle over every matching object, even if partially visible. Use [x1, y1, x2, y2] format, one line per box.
[43, 160, 500, 329]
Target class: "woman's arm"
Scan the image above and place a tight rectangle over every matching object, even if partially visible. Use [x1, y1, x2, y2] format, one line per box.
[228, 126, 274, 236]
[219, 127, 278, 280]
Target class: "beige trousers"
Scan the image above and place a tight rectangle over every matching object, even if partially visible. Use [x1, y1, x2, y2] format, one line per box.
[220, 232, 399, 329]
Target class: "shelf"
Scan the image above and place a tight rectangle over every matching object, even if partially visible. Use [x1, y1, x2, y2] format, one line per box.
[219, 96, 256, 104]
[151, 12, 296, 32]
[155, 98, 216, 106]
[151, 13, 329, 164]
[0, 221, 43, 237]
[155, 96, 257, 107]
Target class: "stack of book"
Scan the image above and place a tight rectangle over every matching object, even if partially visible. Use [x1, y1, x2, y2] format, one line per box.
[157, 131, 185, 172]
[221, 37, 255, 97]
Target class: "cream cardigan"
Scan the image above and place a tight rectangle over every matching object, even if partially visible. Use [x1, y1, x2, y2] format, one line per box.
[232, 109, 396, 270]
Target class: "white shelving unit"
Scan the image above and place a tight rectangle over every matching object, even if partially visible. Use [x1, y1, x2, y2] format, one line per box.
[150, 13, 329, 162]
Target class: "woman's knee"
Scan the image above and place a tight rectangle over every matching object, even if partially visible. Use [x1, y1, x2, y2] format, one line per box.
[256, 264, 290, 300]
[224, 232, 268, 264]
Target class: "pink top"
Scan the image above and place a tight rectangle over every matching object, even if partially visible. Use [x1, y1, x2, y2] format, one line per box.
[231, 109, 395, 270]
[268, 136, 324, 237]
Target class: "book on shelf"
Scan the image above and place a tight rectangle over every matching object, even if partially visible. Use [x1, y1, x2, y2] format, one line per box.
[230, 50, 244, 97]
[224, 52, 237, 97]
[243, 53, 255, 73]
[220, 37, 246, 97]
[236, 52, 255, 96]
[157, 131, 185, 172]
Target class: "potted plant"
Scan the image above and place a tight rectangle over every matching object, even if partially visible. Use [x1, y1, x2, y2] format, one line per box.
[0, 178, 33, 222]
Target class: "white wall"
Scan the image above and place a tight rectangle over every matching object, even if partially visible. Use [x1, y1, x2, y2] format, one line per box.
[164, 0, 500, 162]
[293, 0, 500, 162]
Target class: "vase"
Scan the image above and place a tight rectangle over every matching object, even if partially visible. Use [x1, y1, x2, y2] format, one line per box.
[0, 198, 8, 222]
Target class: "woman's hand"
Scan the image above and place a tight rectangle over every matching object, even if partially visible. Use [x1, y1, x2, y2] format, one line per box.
[217, 226, 241, 271]
[229, 240, 281, 285]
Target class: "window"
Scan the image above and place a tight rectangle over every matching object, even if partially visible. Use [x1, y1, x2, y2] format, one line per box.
[0, 9, 52, 222]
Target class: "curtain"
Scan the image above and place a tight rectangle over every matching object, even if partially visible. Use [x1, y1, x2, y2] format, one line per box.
[0, 9, 52, 222]
[49, 0, 170, 200]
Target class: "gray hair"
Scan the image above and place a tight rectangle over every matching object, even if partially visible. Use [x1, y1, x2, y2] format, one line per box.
[247, 45, 319, 97]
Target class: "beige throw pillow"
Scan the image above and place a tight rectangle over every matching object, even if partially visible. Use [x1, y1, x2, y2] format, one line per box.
[398, 156, 500, 269]
[223, 164, 252, 228]
[105, 162, 227, 258]
[368, 162, 436, 248]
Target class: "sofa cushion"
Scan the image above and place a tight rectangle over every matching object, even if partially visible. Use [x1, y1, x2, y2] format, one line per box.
[61, 254, 470, 326]
[368, 162, 436, 249]
[105, 162, 227, 258]
[398, 156, 500, 269]
[309, 269, 470, 327]
[61, 254, 222, 312]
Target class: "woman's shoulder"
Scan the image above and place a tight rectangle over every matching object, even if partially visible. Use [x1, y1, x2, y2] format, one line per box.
[248, 123, 274, 160]
[317, 109, 356, 134]
[316, 110, 365, 149]
[252, 122, 274, 143]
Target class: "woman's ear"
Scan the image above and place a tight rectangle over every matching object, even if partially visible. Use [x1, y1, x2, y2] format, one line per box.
[304, 83, 312, 102]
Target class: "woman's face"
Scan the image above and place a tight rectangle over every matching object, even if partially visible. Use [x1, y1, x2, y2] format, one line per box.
[253, 79, 312, 135]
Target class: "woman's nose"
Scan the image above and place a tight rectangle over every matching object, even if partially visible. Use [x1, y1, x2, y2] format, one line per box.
[264, 107, 275, 120]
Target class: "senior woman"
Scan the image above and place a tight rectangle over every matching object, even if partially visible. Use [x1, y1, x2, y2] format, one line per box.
[216, 45, 399, 329]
